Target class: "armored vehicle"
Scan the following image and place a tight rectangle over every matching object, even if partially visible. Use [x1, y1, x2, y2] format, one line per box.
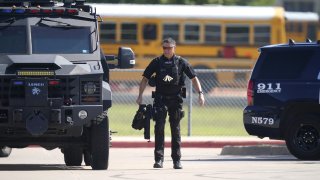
[0, 0, 135, 169]
[243, 39, 320, 160]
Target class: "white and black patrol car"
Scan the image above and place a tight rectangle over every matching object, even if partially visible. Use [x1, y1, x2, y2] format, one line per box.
[244, 39, 320, 160]
[0, 0, 135, 170]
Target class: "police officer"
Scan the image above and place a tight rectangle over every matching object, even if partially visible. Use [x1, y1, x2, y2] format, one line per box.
[136, 37, 205, 169]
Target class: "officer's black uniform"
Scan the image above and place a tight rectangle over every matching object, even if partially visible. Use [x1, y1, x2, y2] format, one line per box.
[143, 54, 196, 163]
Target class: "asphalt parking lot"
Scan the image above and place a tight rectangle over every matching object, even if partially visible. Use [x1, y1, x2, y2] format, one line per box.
[0, 147, 319, 180]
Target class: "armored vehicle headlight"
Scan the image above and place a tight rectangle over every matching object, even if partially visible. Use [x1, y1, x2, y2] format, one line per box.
[84, 82, 97, 95]
[78, 110, 88, 120]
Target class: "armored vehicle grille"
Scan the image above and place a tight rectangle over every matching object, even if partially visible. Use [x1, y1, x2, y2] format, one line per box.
[0, 76, 79, 107]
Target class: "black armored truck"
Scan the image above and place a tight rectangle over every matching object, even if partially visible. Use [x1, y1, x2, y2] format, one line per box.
[243, 39, 320, 160]
[0, 0, 135, 169]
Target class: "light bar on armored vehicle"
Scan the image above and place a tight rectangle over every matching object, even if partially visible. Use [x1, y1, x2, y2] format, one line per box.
[0, 7, 79, 15]
[17, 70, 55, 76]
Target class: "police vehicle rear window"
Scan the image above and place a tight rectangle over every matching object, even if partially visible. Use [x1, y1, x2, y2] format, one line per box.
[257, 48, 315, 79]
[31, 26, 91, 54]
[0, 26, 26, 54]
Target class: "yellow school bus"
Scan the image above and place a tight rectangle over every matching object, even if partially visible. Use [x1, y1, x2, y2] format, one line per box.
[284, 11, 319, 42]
[91, 4, 288, 89]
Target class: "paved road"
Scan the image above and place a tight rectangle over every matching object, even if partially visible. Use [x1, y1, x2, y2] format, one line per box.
[0, 147, 319, 180]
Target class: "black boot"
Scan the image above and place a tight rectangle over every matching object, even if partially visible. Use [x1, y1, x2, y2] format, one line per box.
[173, 161, 182, 169]
[153, 160, 163, 168]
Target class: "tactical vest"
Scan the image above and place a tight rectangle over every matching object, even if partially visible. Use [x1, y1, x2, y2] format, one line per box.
[155, 55, 185, 86]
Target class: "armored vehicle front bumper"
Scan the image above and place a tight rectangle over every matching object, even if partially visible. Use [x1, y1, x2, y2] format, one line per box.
[0, 76, 103, 137]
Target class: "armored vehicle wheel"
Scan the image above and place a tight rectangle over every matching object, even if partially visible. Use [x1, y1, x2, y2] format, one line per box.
[64, 146, 83, 166]
[91, 116, 109, 170]
[83, 150, 92, 166]
[0, 146, 12, 157]
[285, 115, 320, 160]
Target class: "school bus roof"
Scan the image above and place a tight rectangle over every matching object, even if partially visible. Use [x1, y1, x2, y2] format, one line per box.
[284, 11, 319, 22]
[90, 3, 284, 20]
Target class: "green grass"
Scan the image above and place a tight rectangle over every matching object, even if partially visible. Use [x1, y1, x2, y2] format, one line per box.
[108, 104, 249, 137]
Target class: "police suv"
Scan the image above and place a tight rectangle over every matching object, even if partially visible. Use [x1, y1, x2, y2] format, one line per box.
[0, 0, 134, 170]
[244, 39, 320, 160]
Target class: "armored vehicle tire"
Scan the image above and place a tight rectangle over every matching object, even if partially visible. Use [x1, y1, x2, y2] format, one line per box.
[91, 116, 109, 170]
[83, 150, 91, 166]
[285, 114, 320, 160]
[0, 146, 12, 157]
[64, 146, 83, 166]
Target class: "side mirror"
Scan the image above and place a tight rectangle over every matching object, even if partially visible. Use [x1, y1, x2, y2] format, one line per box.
[118, 47, 135, 69]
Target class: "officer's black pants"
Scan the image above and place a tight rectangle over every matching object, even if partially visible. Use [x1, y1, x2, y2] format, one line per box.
[153, 95, 183, 162]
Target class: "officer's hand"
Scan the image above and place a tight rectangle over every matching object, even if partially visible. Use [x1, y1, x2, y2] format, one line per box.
[136, 96, 143, 105]
[198, 94, 205, 106]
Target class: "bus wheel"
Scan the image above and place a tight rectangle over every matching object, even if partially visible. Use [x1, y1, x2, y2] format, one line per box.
[193, 65, 217, 93]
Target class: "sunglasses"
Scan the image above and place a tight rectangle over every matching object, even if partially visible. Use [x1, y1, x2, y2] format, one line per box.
[162, 46, 174, 50]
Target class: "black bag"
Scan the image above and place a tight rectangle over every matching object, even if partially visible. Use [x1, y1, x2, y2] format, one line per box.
[132, 104, 153, 139]
[132, 104, 147, 130]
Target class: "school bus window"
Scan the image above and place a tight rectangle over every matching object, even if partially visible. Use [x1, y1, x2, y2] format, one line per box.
[100, 22, 116, 42]
[286, 23, 294, 32]
[205, 24, 221, 44]
[226, 25, 249, 45]
[120, 23, 137, 43]
[296, 23, 303, 33]
[287, 23, 303, 33]
[184, 24, 200, 43]
[163, 23, 179, 42]
[307, 23, 317, 40]
[254, 25, 270, 46]
[143, 23, 157, 40]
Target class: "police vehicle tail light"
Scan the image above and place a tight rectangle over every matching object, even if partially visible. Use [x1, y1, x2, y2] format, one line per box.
[247, 80, 254, 106]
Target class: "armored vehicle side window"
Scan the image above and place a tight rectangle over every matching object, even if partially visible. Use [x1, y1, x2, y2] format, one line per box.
[31, 26, 91, 54]
[257, 49, 315, 79]
[0, 26, 26, 54]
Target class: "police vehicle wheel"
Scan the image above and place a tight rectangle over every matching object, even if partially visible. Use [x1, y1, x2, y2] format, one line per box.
[90, 116, 109, 170]
[64, 146, 83, 166]
[285, 114, 320, 160]
[0, 146, 12, 157]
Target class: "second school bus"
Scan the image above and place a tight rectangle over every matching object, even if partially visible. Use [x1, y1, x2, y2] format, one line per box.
[91, 4, 318, 89]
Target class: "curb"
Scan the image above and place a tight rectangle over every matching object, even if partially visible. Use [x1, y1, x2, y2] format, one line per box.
[220, 145, 290, 155]
[111, 138, 285, 148]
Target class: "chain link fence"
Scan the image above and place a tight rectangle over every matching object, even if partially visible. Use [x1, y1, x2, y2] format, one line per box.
[109, 69, 252, 137]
